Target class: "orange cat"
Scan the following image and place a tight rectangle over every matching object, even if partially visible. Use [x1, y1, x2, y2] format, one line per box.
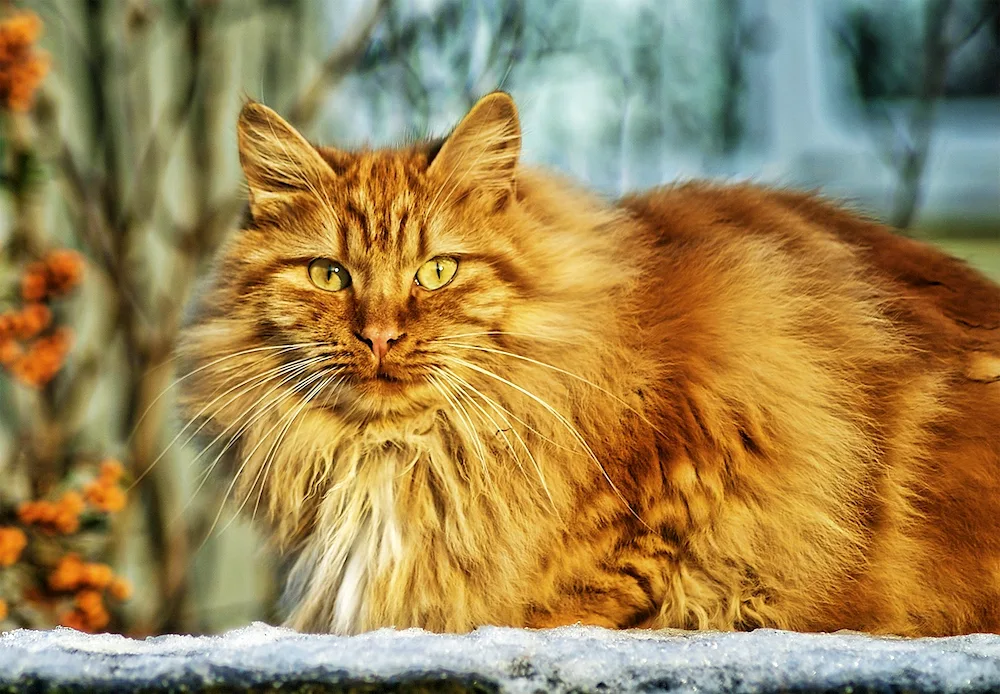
[178, 92, 1000, 636]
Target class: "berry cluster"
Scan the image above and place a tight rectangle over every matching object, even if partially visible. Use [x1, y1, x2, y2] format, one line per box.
[83, 460, 127, 513]
[0, 11, 48, 112]
[21, 250, 85, 300]
[0, 527, 27, 567]
[48, 554, 131, 632]
[17, 490, 86, 535]
[0, 249, 84, 387]
[0, 460, 131, 632]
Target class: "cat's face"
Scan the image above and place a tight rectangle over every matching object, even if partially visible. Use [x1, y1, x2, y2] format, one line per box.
[206, 94, 529, 420]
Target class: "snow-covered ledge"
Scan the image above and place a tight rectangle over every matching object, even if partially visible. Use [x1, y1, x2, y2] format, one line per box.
[2, 624, 1000, 693]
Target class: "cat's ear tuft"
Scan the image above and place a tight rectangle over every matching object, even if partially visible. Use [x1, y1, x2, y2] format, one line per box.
[237, 101, 334, 206]
[429, 91, 521, 199]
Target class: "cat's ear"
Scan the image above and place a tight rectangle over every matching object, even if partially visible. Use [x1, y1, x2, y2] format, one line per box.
[428, 91, 521, 199]
[237, 101, 336, 207]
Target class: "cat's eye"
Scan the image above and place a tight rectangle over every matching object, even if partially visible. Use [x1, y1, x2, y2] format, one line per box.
[415, 256, 459, 291]
[308, 258, 351, 292]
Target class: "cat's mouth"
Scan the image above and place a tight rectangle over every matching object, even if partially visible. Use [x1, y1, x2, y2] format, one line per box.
[327, 367, 438, 422]
[374, 371, 402, 384]
[356, 364, 420, 395]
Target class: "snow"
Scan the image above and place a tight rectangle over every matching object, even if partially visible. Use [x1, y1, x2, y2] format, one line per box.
[2, 623, 1000, 692]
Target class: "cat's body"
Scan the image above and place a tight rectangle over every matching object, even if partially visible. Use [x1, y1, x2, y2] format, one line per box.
[179, 93, 1000, 636]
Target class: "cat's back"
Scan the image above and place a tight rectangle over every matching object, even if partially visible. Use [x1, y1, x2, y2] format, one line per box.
[620, 181, 999, 358]
[619, 181, 1000, 457]
[618, 181, 1000, 635]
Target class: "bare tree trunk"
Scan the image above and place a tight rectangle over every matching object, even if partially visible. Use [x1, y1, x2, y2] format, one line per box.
[890, 0, 999, 229]
[889, 0, 952, 230]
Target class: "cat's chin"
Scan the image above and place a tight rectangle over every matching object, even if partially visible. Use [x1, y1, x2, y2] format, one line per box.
[331, 375, 439, 422]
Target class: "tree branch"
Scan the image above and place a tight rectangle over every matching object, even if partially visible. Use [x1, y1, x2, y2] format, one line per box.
[889, 0, 954, 229]
[946, 2, 999, 52]
[286, 0, 389, 127]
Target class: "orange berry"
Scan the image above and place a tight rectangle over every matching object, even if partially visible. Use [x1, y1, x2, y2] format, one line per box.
[9, 353, 43, 387]
[25, 500, 50, 524]
[0, 12, 48, 113]
[21, 265, 47, 301]
[59, 491, 85, 514]
[19, 303, 51, 336]
[0, 313, 14, 340]
[59, 609, 88, 632]
[75, 589, 102, 612]
[50, 326, 73, 352]
[0, 338, 22, 367]
[1, 12, 42, 46]
[74, 590, 110, 631]
[21, 262, 47, 296]
[108, 576, 132, 601]
[99, 459, 124, 483]
[82, 563, 113, 589]
[102, 486, 126, 513]
[19, 495, 86, 534]
[38, 500, 58, 522]
[86, 482, 125, 513]
[0, 527, 27, 566]
[17, 501, 39, 524]
[53, 509, 79, 535]
[49, 553, 84, 591]
[86, 604, 109, 631]
[44, 250, 84, 295]
[83, 480, 105, 505]
[12, 329, 72, 387]
[49, 572, 76, 592]
[18, 499, 58, 526]
[0, 599, 7, 621]
[9, 311, 31, 340]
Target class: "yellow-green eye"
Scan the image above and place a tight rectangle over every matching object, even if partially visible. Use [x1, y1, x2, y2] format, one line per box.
[308, 258, 351, 291]
[415, 256, 459, 290]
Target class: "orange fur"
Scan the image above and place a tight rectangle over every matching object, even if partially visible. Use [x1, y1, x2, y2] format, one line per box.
[178, 93, 1000, 636]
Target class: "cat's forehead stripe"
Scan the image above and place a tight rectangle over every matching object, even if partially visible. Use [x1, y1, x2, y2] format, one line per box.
[332, 154, 431, 258]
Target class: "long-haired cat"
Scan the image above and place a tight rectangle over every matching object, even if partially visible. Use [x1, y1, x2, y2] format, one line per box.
[178, 92, 1000, 636]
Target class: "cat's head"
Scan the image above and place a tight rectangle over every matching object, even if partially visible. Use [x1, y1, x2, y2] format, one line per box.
[181, 92, 632, 429]
[184, 93, 523, 422]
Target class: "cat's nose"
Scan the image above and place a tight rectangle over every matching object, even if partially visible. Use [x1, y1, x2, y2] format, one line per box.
[356, 324, 403, 362]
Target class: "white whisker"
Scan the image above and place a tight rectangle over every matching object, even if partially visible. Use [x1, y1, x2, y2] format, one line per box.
[443, 355, 649, 529]
[438, 341, 665, 437]
[132, 355, 327, 490]
[435, 331, 574, 344]
[171, 359, 325, 524]
[245, 371, 343, 523]
[128, 341, 327, 445]
[436, 367, 556, 510]
[199, 365, 337, 549]
[429, 375, 491, 485]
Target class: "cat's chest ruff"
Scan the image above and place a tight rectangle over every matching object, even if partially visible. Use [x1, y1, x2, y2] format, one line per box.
[290, 412, 545, 633]
[329, 494, 399, 633]
[323, 431, 442, 632]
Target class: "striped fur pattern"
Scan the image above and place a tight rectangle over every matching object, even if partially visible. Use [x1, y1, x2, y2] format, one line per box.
[178, 93, 1000, 635]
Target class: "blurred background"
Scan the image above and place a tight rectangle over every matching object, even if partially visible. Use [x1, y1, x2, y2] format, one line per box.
[0, 0, 996, 636]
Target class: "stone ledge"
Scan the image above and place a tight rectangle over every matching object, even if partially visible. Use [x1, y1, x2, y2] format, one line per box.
[2, 623, 999, 693]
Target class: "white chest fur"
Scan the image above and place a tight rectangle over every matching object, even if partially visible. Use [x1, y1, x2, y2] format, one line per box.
[282, 437, 423, 633]
[328, 462, 407, 633]
[279, 409, 546, 634]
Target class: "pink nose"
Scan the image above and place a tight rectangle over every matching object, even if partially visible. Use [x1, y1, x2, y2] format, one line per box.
[359, 324, 402, 362]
